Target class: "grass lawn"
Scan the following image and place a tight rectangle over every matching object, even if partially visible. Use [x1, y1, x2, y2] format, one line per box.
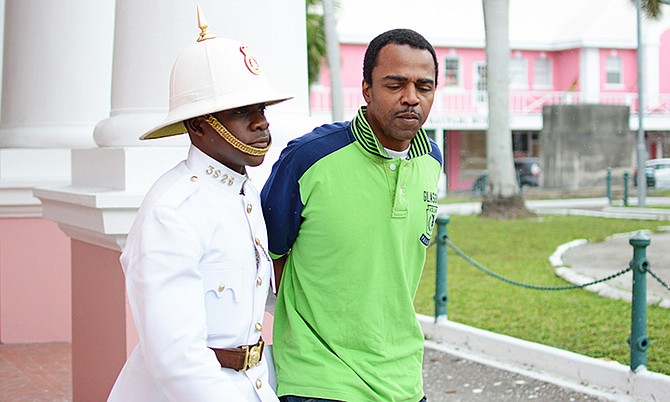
[415, 214, 670, 375]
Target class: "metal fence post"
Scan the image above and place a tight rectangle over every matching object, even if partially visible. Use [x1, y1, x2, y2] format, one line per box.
[434, 214, 450, 323]
[623, 172, 629, 207]
[628, 231, 651, 372]
[606, 167, 612, 204]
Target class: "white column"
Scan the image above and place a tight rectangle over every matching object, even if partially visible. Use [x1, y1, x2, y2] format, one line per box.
[642, 33, 660, 108]
[642, 14, 670, 109]
[580, 47, 600, 104]
[0, 0, 113, 149]
[93, 1, 190, 148]
[0, 0, 114, 211]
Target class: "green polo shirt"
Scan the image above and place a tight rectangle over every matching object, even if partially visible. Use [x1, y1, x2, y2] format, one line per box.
[261, 107, 442, 401]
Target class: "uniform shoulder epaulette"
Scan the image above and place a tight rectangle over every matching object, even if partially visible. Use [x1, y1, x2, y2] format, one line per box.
[155, 173, 203, 210]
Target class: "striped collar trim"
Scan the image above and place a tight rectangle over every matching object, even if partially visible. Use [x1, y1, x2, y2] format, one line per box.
[350, 106, 432, 159]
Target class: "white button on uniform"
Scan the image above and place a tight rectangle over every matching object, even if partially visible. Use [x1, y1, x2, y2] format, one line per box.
[256, 378, 262, 389]
[389, 164, 396, 171]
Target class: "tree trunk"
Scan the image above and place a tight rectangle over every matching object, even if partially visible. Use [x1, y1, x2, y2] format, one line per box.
[323, 0, 344, 121]
[481, 0, 534, 219]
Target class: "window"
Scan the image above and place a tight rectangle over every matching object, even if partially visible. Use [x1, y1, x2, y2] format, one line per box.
[606, 56, 622, 85]
[512, 131, 540, 157]
[509, 57, 528, 88]
[533, 58, 552, 88]
[475, 63, 487, 91]
[444, 57, 460, 87]
[474, 63, 487, 103]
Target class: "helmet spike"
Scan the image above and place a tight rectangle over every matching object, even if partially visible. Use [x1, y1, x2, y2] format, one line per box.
[196, 5, 217, 42]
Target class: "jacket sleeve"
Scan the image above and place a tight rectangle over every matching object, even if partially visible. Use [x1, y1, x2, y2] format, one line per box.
[123, 205, 247, 401]
[260, 145, 305, 259]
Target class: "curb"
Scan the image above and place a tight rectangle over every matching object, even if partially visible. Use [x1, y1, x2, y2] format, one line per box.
[551, 235, 670, 309]
[418, 314, 670, 402]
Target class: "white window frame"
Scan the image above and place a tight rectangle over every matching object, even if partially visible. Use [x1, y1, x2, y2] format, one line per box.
[473, 62, 487, 104]
[605, 55, 623, 87]
[533, 58, 552, 89]
[444, 56, 461, 88]
[509, 57, 528, 88]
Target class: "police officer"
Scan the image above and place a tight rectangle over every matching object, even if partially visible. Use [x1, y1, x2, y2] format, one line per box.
[108, 9, 290, 402]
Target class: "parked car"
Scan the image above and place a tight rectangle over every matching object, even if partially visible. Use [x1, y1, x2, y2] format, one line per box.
[633, 163, 656, 188]
[471, 157, 541, 194]
[514, 157, 541, 188]
[648, 158, 670, 189]
[634, 158, 670, 189]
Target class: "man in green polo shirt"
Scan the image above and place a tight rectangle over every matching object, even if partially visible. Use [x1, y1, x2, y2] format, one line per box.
[261, 28, 441, 402]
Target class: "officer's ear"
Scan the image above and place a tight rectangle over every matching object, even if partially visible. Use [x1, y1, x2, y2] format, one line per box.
[184, 117, 206, 138]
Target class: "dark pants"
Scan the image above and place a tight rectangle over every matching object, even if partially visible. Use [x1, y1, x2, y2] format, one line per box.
[280, 396, 427, 402]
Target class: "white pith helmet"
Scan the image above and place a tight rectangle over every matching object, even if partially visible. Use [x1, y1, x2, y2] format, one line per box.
[140, 7, 292, 140]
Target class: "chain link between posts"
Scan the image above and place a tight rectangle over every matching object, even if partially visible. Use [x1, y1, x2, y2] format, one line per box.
[444, 238, 634, 291]
[647, 266, 670, 292]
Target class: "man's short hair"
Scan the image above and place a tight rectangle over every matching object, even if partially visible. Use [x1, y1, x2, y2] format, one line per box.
[363, 28, 438, 86]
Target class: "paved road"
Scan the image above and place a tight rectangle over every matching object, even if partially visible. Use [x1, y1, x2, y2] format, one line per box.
[422, 346, 606, 401]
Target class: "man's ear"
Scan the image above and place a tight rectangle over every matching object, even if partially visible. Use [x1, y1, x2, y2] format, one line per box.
[362, 79, 371, 103]
[184, 116, 206, 138]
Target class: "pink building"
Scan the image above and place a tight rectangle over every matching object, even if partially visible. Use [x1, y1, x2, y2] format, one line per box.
[310, 0, 670, 192]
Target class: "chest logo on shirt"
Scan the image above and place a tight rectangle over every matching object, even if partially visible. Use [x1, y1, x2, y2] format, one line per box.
[420, 191, 438, 246]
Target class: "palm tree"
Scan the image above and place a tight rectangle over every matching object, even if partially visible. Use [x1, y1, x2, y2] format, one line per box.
[638, 0, 667, 17]
[306, 0, 327, 86]
[480, 0, 534, 218]
[306, 0, 343, 120]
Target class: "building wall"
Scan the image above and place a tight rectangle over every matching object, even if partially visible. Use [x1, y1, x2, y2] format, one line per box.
[552, 49, 580, 90]
[338, 44, 366, 87]
[0, 218, 71, 343]
[540, 104, 632, 188]
[660, 29, 670, 94]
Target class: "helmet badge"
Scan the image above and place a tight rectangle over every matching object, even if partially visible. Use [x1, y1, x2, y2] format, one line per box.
[240, 46, 262, 75]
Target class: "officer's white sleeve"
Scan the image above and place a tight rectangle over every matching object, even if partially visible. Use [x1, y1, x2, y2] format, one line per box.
[124, 205, 246, 401]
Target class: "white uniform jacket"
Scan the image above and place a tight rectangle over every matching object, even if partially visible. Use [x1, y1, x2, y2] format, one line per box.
[108, 145, 277, 402]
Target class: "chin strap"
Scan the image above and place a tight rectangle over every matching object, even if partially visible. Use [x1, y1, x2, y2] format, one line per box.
[203, 114, 271, 157]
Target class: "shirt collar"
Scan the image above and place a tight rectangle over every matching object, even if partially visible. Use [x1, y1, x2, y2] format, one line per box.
[350, 106, 433, 160]
[185, 145, 247, 194]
